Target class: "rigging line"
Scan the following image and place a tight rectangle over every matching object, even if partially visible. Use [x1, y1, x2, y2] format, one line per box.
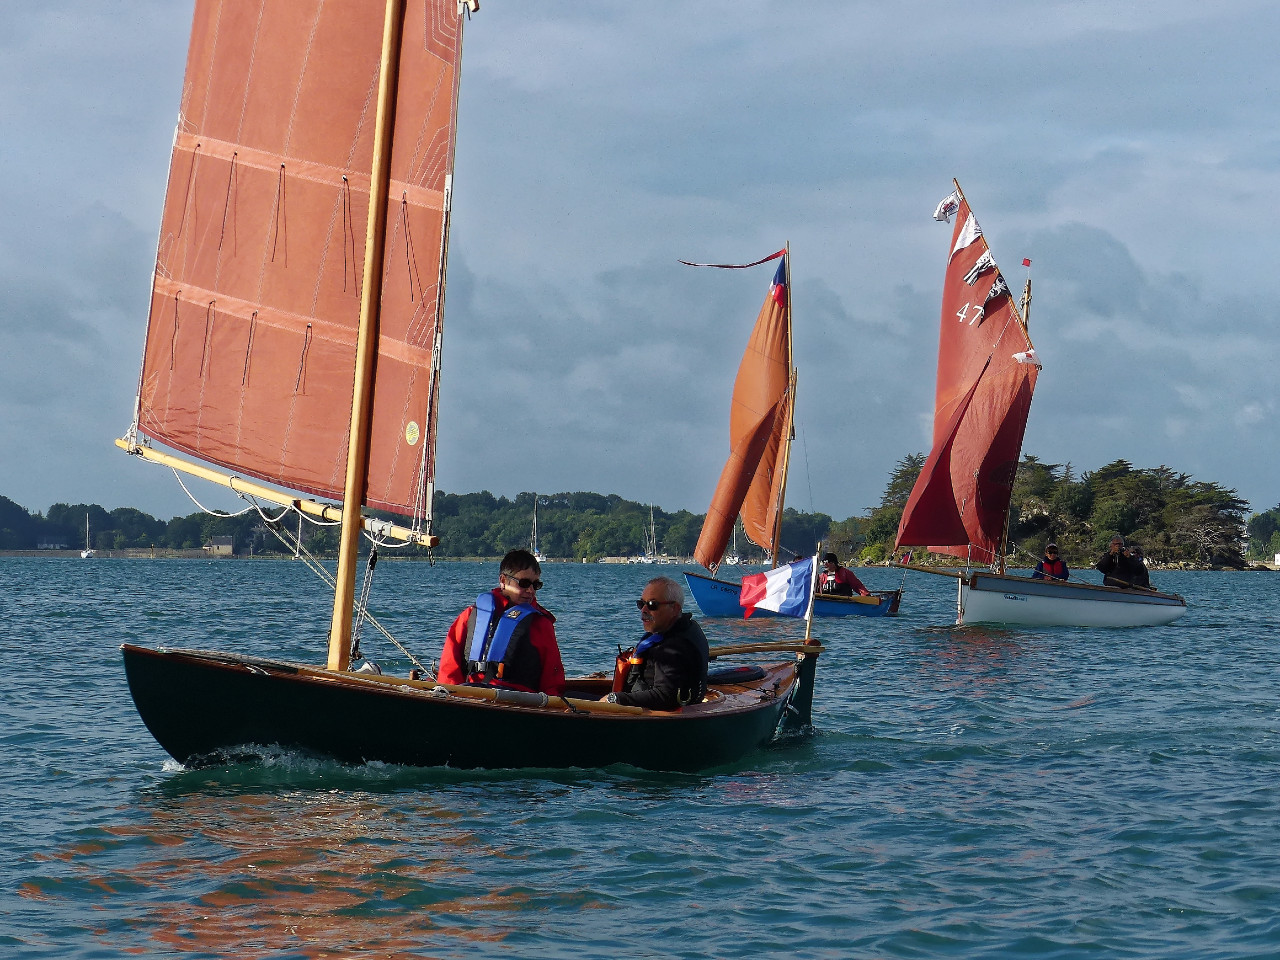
[263, 517, 429, 674]
[270, 164, 288, 265]
[340, 176, 359, 296]
[173, 140, 201, 243]
[245, 498, 292, 525]
[399, 193, 424, 302]
[169, 293, 181, 369]
[242, 311, 257, 386]
[199, 301, 215, 379]
[797, 422, 819, 553]
[351, 546, 378, 662]
[218, 152, 238, 254]
[294, 323, 312, 392]
[169, 467, 256, 517]
[361, 526, 415, 550]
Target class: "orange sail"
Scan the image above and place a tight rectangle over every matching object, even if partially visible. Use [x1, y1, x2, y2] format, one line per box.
[896, 182, 1039, 566]
[133, 0, 463, 520]
[695, 255, 794, 571]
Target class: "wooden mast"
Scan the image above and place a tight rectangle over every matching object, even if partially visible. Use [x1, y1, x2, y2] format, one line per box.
[768, 242, 795, 568]
[328, 0, 410, 671]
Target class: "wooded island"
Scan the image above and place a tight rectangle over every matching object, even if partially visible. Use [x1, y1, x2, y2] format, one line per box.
[2, 456, 1270, 568]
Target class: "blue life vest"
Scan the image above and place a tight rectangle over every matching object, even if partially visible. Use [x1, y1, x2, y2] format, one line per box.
[464, 592, 540, 686]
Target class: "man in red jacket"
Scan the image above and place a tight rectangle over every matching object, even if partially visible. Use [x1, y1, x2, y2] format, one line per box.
[438, 549, 566, 696]
[819, 552, 870, 597]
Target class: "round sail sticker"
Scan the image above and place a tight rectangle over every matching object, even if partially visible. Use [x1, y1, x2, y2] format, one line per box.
[405, 421, 420, 446]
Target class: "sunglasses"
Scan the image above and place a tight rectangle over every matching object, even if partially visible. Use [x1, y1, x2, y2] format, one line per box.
[504, 575, 543, 590]
[636, 599, 677, 611]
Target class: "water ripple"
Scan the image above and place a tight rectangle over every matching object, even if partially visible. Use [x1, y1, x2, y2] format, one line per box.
[4, 562, 1280, 957]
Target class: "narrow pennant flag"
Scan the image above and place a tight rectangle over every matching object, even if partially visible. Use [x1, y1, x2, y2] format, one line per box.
[740, 556, 814, 618]
[678, 248, 786, 269]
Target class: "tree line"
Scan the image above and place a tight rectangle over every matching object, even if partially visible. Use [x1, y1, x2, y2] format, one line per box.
[847, 455, 1252, 568]
[0, 454, 1262, 567]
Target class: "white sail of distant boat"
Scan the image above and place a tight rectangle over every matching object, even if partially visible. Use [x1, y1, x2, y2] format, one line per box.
[723, 523, 742, 566]
[81, 514, 95, 559]
[530, 495, 546, 562]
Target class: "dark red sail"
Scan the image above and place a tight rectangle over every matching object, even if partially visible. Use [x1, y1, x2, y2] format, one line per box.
[897, 183, 1039, 566]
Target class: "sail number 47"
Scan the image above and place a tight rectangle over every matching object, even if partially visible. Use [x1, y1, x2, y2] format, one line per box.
[956, 302, 981, 325]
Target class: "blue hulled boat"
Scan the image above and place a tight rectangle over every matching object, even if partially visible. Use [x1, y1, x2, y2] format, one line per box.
[685, 570, 900, 619]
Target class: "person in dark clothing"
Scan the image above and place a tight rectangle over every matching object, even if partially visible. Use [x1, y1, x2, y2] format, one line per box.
[1125, 545, 1152, 590]
[1032, 543, 1069, 581]
[1095, 535, 1140, 588]
[603, 576, 709, 711]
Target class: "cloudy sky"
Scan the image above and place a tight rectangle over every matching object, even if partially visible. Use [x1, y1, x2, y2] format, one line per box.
[3, 0, 1278, 523]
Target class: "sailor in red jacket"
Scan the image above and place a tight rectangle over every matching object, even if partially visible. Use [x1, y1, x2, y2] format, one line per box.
[438, 549, 566, 696]
[819, 552, 871, 597]
[1032, 543, 1070, 581]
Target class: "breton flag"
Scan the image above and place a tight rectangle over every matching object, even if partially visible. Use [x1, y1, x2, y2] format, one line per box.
[740, 556, 814, 618]
[934, 190, 961, 222]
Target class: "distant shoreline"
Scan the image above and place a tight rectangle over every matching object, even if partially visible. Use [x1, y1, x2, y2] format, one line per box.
[2, 549, 1274, 571]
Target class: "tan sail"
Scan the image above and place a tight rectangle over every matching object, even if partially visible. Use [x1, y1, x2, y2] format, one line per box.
[695, 253, 794, 571]
[133, 0, 464, 522]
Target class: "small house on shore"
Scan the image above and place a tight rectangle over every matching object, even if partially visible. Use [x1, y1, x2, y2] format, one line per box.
[205, 536, 234, 556]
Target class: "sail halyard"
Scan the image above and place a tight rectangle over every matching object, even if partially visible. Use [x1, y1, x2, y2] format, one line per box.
[693, 249, 794, 572]
[896, 181, 1039, 567]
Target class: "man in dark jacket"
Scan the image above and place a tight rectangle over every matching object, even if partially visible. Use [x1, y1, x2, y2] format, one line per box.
[603, 576, 709, 710]
[1126, 545, 1152, 590]
[1095, 535, 1140, 588]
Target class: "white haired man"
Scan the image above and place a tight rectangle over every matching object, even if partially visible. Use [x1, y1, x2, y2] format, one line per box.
[602, 576, 709, 710]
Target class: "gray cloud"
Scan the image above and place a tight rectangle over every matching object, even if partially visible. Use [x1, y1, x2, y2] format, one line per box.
[3, 0, 1277, 521]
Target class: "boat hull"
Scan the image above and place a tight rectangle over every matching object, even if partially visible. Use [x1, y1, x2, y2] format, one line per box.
[959, 573, 1187, 627]
[120, 644, 806, 773]
[684, 571, 898, 619]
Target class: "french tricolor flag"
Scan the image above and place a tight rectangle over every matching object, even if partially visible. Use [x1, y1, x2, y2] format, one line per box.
[768, 256, 787, 305]
[739, 556, 814, 618]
